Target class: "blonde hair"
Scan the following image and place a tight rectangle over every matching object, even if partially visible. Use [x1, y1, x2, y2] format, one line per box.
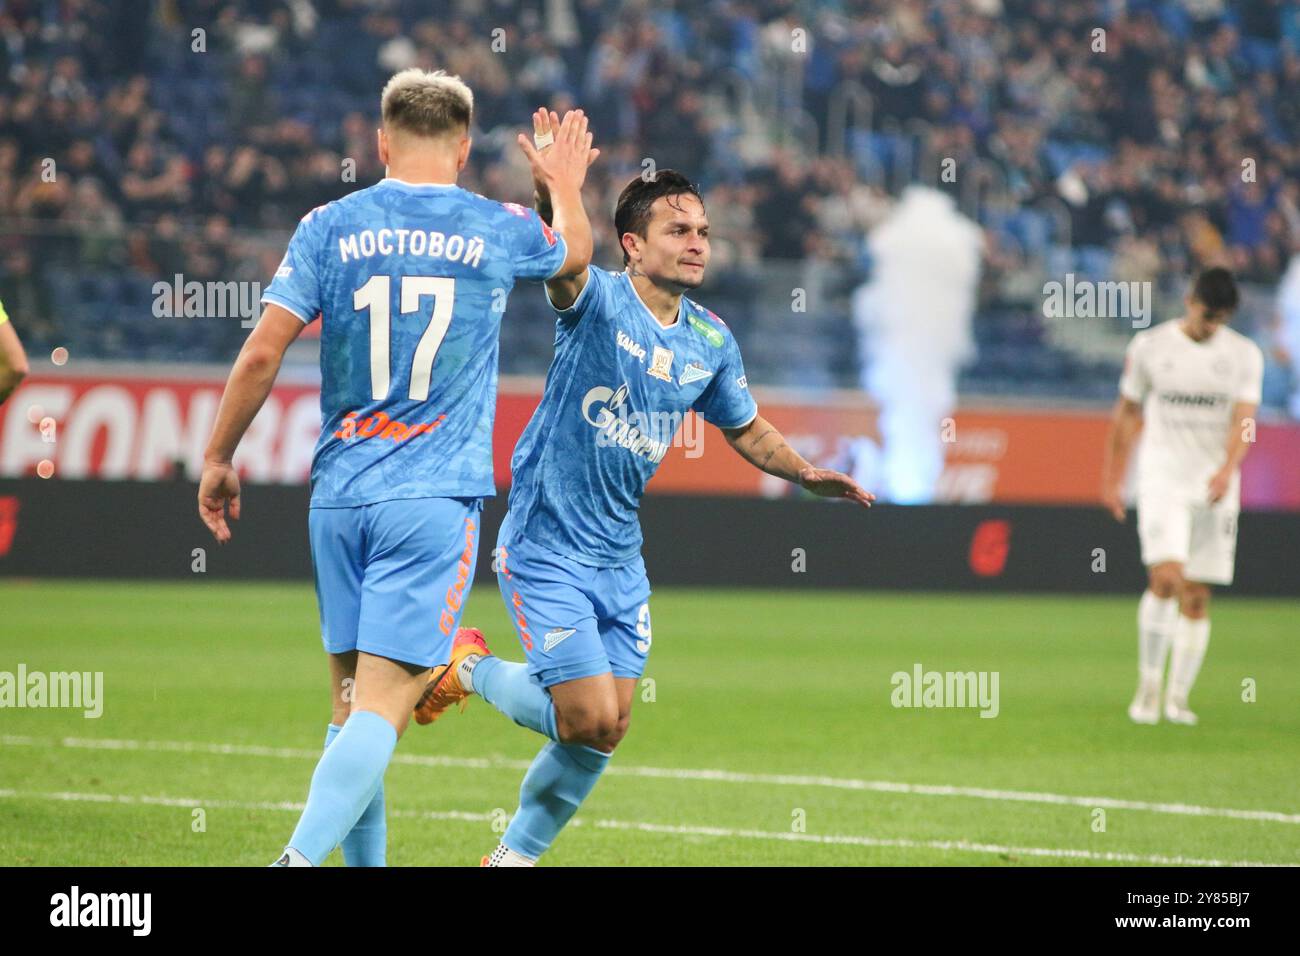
[380, 69, 473, 138]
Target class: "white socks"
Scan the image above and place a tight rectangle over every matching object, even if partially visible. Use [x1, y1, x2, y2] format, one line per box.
[457, 653, 484, 694]
[1167, 615, 1210, 703]
[272, 847, 312, 867]
[1137, 590, 1178, 685]
[1134, 590, 1210, 722]
[485, 843, 535, 867]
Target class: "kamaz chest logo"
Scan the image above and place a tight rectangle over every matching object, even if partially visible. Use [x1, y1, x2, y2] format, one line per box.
[617, 330, 646, 362]
[581, 383, 670, 463]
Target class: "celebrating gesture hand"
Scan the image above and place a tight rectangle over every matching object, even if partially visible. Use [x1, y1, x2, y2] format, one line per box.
[518, 108, 599, 196]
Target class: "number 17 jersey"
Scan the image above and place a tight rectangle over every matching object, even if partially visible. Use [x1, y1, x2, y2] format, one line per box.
[260, 178, 568, 507]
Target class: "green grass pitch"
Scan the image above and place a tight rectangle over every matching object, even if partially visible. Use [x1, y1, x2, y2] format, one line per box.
[0, 580, 1296, 866]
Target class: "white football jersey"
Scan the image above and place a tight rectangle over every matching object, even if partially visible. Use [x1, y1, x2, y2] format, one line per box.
[1119, 319, 1263, 505]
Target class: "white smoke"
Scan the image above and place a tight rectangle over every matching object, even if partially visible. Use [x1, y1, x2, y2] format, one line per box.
[851, 186, 983, 503]
[1276, 253, 1300, 418]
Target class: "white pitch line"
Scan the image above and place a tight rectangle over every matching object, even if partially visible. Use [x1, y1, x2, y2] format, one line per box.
[0, 788, 1292, 867]
[3, 733, 1299, 826]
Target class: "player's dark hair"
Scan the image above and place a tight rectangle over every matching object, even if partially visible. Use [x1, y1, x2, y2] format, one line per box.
[1190, 267, 1239, 319]
[614, 170, 705, 265]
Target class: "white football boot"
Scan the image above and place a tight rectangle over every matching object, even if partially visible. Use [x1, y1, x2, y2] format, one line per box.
[1127, 680, 1161, 725]
[1163, 693, 1198, 726]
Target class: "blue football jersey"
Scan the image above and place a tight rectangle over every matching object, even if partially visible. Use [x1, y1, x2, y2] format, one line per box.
[261, 179, 567, 507]
[507, 266, 758, 566]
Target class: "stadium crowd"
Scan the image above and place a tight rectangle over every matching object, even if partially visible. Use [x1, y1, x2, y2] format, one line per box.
[1, 0, 1297, 403]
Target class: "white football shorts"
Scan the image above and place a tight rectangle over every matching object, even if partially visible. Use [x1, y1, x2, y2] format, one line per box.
[1137, 490, 1239, 585]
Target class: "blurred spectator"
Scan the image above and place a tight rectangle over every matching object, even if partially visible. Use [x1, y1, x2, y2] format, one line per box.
[0, 0, 1293, 408]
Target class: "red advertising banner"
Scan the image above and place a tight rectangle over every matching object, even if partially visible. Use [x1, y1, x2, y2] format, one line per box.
[2, 371, 1298, 509]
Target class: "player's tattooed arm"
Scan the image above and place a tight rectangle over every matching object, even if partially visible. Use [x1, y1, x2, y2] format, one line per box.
[1208, 400, 1257, 502]
[722, 414, 874, 508]
[198, 304, 305, 543]
[1101, 397, 1143, 521]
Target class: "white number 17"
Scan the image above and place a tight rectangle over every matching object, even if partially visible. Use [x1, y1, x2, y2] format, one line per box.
[353, 274, 455, 401]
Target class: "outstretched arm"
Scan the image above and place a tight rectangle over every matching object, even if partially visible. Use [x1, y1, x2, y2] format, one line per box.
[198, 303, 305, 542]
[721, 413, 875, 507]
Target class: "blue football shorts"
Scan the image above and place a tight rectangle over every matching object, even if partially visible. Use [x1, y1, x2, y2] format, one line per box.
[494, 514, 653, 688]
[309, 496, 483, 668]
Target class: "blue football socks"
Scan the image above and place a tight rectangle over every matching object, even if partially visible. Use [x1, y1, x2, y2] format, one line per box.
[287, 710, 396, 866]
[503, 741, 610, 860]
[323, 723, 387, 866]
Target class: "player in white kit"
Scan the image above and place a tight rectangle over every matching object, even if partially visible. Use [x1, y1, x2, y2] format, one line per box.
[1101, 268, 1264, 725]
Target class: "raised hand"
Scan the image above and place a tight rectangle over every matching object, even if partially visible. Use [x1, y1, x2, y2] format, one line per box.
[517, 107, 599, 197]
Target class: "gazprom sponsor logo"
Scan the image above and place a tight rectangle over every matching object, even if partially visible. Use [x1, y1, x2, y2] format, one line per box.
[580, 383, 670, 463]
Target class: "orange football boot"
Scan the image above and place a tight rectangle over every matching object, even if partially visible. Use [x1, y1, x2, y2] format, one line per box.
[413, 626, 491, 725]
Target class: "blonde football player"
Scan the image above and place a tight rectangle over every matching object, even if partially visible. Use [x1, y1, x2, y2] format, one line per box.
[0, 297, 29, 406]
[1102, 267, 1264, 725]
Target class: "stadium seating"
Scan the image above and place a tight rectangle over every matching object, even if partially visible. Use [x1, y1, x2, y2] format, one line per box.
[0, 0, 1292, 407]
